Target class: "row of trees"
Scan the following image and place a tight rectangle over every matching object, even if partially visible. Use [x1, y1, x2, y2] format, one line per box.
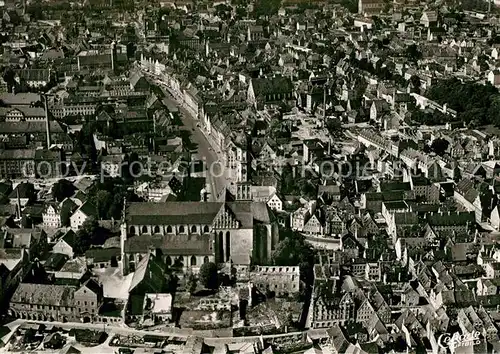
[410, 109, 456, 126]
[186, 262, 219, 295]
[52, 176, 143, 221]
[87, 177, 142, 220]
[426, 78, 500, 127]
[73, 217, 108, 255]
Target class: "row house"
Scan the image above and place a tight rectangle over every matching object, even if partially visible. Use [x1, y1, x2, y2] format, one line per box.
[0, 107, 46, 122]
[140, 53, 167, 77]
[9, 279, 103, 323]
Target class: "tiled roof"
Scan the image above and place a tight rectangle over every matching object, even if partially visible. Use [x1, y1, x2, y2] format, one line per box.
[0, 149, 36, 160]
[16, 69, 50, 82]
[0, 121, 64, 134]
[0, 93, 40, 105]
[0, 106, 45, 118]
[129, 254, 165, 293]
[394, 212, 418, 225]
[251, 77, 293, 96]
[85, 247, 120, 262]
[76, 201, 98, 217]
[124, 233, 213, 255]
[11, 283, 76, 306]
[126, 202, 223, 225]
[9, 183, 34, 199]
[61, 230, 77, 248]
[380, 181, 411, 192]
[427, 211, 475, 227]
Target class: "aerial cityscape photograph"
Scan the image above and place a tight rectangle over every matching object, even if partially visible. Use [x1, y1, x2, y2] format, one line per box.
[0, 0, 499, 352]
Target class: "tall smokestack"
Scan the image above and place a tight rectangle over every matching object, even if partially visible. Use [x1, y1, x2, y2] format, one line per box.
[44, 95, 50, 149]
[111, 41, 116, 71]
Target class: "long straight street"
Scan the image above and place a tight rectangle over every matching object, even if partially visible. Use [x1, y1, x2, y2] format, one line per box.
[146, 71, 228, 201]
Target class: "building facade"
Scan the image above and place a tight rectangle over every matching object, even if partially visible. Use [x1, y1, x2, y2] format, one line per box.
[121, 201, 279, 275]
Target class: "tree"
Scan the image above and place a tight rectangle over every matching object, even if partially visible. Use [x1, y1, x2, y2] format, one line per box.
[405, 44, 422, 63]
[430, 138, 449, 156]
[82, 216, 98, 236]
[341, 0, 358, 13]
[93, 190, 112, 219]
[326, 118, 342, 135]
[272, 229, 316, 286]
[165, 273, 179, 294]
[410, 75, 421, 90]
[254, 0, 281, 17]
[272, 229, 315, 266]
[199, 262, 219, 290]
[52, 179, 76, 202]
[187, 274, 197, 295]
[426, 78, 500, 127]
[74, 231, 91, 255]
[87, 177, 142, 219]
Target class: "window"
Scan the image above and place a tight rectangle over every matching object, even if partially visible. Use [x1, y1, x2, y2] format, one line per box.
[191, 256, 197, 266]
[84, 301, 87, 306]
[167, 225, 172, 233]
[142, 226, 148, 234]
[179, 225, 185, 233]
[225, 231, 231, 262]
[191, 225, 197, 233]
[154, 225, 160, 234]
[203, 225, 209, 233]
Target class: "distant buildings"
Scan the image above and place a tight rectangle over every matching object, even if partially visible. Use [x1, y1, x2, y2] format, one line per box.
[358, 0, 385, 16]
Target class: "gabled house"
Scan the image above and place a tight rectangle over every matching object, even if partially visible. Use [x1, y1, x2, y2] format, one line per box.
[0, 228, 47, 261]
[291, 207, 311, 232]
[370, 100, 390, 124]
[42, 198, 79, 228]
[267, 193, 283, 212]
[74, 279, 103, 323]
[9, 182, 35, 207]
[420, 11, 438, 28]
[70, 201, 98, 230]
[52, 230, 78, 258]
[303, 213, 324, 236]
[318, 184, 341, 205]
[130, 72, 150, 92]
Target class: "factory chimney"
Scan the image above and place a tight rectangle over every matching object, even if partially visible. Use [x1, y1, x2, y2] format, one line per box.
[111, 41, 116, 71]
[43, 95, 50, 149]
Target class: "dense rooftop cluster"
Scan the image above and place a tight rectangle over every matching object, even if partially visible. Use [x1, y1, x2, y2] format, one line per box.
[2, 0, 500, 353]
